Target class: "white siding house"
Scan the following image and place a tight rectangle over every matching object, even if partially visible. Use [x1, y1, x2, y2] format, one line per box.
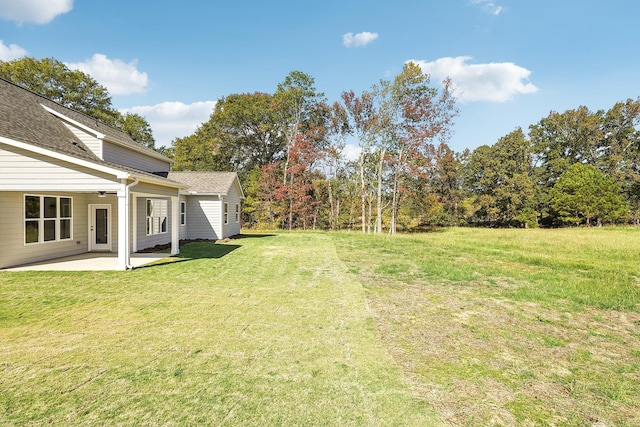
[0, 78, 243, 270]
[168, 172, 244, 241]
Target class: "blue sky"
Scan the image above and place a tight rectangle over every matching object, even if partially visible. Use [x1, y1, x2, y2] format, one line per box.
[1, 0, 639, 155]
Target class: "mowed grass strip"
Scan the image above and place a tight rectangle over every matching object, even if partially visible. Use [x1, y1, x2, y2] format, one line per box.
[332, 228, 640, 427]
[0, 233, 443, 426]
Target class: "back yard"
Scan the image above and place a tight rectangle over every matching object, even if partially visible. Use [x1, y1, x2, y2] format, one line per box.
[1, 229, 639, 426]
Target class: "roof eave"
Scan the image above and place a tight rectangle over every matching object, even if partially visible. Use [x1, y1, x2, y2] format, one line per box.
[1, 135, 129, 179]
[40, 104, 106, 139]
[41, 103, 174, 165]
[1, 135, 186, 189]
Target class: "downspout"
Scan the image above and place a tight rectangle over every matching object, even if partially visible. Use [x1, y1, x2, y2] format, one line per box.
[123, 178, 139, 269]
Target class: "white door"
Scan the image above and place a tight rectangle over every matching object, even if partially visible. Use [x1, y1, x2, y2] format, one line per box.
[89, 204, 111, 251]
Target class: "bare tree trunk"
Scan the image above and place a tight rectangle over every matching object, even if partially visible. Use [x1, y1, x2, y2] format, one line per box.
[288, 173, 294, 231]
[283, 149, 291, 186]
[359, 154, 366, 233]
[390, 172, 398, 235]
[389, 147, 403, 235]
[349, 202, 354, 230]
[376, 148, 386, 234]
[327, 180, 335, 230]
[367, 195, 373, 233]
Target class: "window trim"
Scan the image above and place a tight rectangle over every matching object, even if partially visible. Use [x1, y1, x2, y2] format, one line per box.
[180, 201, 187, 226]
[235, 203, 240, 223]
[24, 194, 73, 245]
[224, 202, 229, 225]
[146, 198, 168, 236]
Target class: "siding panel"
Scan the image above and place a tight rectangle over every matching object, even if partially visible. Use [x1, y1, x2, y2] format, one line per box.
[102, 141, 170, 174]
[61, 122, 102, 158]
[186, 196, 220, 240]
[222, 185, 242, 238]
[0, 146, 120, 191]
[0, 192, 91, 269]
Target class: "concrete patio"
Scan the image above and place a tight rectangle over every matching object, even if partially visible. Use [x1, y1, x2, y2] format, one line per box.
[1, 252, 171, 271]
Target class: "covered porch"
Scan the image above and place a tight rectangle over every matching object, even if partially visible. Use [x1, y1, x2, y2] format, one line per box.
[0, 161, 185, 271]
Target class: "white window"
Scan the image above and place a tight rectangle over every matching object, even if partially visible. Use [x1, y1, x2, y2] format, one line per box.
[235, 203, 240, 222]
[180, 201, 187, 226]
[24, 195, 73, 244]
[146, 199, 168, 235]
[224, 202, 229, 225]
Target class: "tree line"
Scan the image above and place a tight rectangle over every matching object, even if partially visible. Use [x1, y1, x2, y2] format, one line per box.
[4, 56, 638, 230]
[171, 68, 639, 230]
[171, 63, 463, 232]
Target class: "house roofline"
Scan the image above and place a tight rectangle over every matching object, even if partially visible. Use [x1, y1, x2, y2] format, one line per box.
[1, 135, 129, 178]
[0, 135, 185, 189]
[40, 104, 106, 139]
[40, 103, 173, 164]
[180, 190, 225, 196]
[171, 173, 246, 199]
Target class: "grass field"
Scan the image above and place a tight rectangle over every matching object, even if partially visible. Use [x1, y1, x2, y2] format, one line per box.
[333, 227, 640, 426]
[0, 233, 440, 426]
[1, 228, 639, 426]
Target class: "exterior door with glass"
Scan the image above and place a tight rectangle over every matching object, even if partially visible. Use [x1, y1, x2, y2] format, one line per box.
[89, 204, 111, 251]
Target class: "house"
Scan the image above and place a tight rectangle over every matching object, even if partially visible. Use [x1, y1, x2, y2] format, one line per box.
[168, 171, 244, 241]
[0, 78, 243, 270]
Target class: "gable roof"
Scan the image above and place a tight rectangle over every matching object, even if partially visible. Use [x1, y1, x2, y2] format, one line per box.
[0, 77, 181, 188]
[0, 78, 170, 161]
[167, 171, 244, 198]
[0, 77, 100, 161]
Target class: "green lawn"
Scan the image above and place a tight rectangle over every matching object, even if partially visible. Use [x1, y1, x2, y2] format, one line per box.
[0, 233, 440, 426]
[1, 228, 639, 426]
[333, 227, 640, 426]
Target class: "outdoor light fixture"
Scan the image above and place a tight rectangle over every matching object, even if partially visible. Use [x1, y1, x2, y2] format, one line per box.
[98, 191, 106, 198]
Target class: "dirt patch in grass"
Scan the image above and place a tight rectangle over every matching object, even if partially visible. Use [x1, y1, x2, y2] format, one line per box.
[361, 278, 640, 426]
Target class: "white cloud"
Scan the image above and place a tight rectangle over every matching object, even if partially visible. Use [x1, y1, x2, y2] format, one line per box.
[343, 143, 361, 162]
[411, 56, 538, 103]
[66, 54, 148, 95]
[0, 40, 27, 60]
[470, 0, 503, 15]
[343, 32, 379, 48]
[121, 101, 217, 148]
[0, 0, 73, 24]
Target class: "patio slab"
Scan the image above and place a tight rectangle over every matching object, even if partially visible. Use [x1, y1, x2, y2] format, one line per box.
[1, 252, 170, 271]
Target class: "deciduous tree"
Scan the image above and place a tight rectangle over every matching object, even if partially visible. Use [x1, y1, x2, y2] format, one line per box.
[601, 98, 640, 221]
[377, 62, 457, 234]
[463, 129, 536, 227]
[529, 106, 604, 190]
[117, 112, 155, 149]
[0, 56, 119, 124]
[550, 163, 628, 226]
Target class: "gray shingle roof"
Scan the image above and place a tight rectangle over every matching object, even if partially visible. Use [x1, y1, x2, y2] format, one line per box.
[0, 77, 180, 185]
[167, 171, 240, 195]
[0, 77, 100, 161]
